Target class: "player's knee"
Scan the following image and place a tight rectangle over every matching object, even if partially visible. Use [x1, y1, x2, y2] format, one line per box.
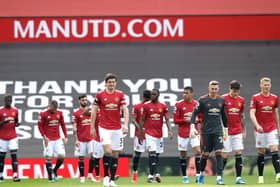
[0, 152, 6, 159]
[180, 151, 187, 158]
[222, 152, 229, 159]
[134, 151, 141, 158]
[234, 150, 242, 155]
[58, 154, 65, 159]
[202, 152, 209, 159]
[270, 145, 278, 152]
[194, 148, 201, 155]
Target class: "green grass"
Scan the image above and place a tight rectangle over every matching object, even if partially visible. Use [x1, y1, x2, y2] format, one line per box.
[0, 175, 279, 187]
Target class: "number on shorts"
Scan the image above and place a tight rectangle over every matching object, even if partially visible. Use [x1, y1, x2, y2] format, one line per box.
[219, 136, 223, 143]
[120, 138, 123, 146]
[160, 142, 163, 148]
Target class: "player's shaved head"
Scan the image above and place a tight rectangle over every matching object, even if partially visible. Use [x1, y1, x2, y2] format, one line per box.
[184, 86, 194, 93]
[143, 90, 151, 99]
[4, 93, 12, 107]
[105, 73, 118, 82]
[50, 100, 58, 109]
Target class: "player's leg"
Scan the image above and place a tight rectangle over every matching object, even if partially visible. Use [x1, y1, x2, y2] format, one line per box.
[146, 134, 157, 182]
[45, 140, 54, 182]
[154, 138, 163, 183]
[9, 138, 20, 182]
[232, 134, 245, 184]
[177, 136, 188, 183]
[222, 135, 231, 171]
[267, 130, 280, 182]
[199, 134, 212, 184]
[191, 135, 201, 183]
[92, 140, 103, 182]
[0, 139, 8, 182]
[131, 136, 145, 182]
[53, 139, 65, 181]
[256, 132, 265, 183]
[109, 128, 123, 187]
[214, 134, 225, 185]
[77, 142, 87, 183]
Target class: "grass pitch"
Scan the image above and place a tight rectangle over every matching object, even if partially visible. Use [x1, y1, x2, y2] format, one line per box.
[0, 175, 279, 187]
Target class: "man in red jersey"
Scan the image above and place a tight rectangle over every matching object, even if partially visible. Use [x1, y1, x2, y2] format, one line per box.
[91, 73, 129, 187]
[72, 95, 97, 183]
[38, 100, 68, 182]
[139, 89, 173, 183]
[173, 86, 201, 184]
[222, 80, 246, 184]
[250, 77, 280, 183]
[0, 94, 21, 182]
[131, 90, 151, 183]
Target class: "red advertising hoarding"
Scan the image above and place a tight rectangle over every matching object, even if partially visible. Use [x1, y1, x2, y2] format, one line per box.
[0, 15, 280, 42]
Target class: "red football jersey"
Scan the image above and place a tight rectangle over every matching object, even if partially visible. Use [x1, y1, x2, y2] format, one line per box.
[0, 106, 18, 140]
[132, 101, 145, 139]
[72, 108, 93, 142]
[250, 93, 279, 133]
[142, 101, 169, 138]
[173, 99, 199, 138]
[39, 109, 68, 141]
[222, 94, 244, 135]
[94, 89, 126, 130]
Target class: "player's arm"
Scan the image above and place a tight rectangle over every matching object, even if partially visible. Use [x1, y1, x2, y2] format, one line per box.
[72, 114, 79, 146]
[241, 112, 246, 139]
[90, 105, 98, 138]
[60, 114, 68, 144]
[274, 107, 280, 136]
[131, 105, 140, 129]
[250, 108, 263, 132]
[14, 110, 20, 127]
[38, 113, 49, 147]
[121, 104, 129, 134]
[0, 118, 10, 126]
[164, 112, 173, 139]
[221, 101, 228, 128]
[190, 100, 201, 138]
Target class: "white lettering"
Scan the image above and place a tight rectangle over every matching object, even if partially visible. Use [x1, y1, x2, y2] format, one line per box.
[14, 20, 34, 38]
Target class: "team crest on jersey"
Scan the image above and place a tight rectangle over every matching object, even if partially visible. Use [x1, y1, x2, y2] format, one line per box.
[48, 116, 51, 118]
[260, 101, 263, 103]
[12, 112, 15, 116]
[218, 103, 222, 107]
[183, 107, 186, 110]
[104, 98, 107, 101]
[57, 115, 60, 119]
[3, 113, 6, 116]
[271, 100, 275, 105]
[150, 109, 153, 111]
[207, 104, 211, 107]
[159, 108, 162, 112]
[238, 102, 241, 107]
[80, 115, 83, 118]
[115, 97, 119, 102]
[228, 102, 231, 105]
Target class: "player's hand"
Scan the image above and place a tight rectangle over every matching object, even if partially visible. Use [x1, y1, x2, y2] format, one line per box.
[63, 138, 68, 144]
[91, 128, 96, 139]
[43, 136, 49, 147]
[168, 130, 173, 140]
[189, 124, 198, 139]
[256, 125, 264, 133]
[15, 123, 20, 127]
[122, 125, 128, 135]
[223, 128, 228, 141]
[184, 117, 191, 123]
[75, 140, 80, 147]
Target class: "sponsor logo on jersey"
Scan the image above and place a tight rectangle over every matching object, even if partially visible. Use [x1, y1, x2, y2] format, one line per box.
[105, 103, 118, 108]
[184, 112, 192, 117]
[150, 113, 161, 120]
[271, 100, 275, 105]
[229, 108, 240, 113]
[159, 108, 163, 112]
[209, 108, 220, 113]
[262, 106, 272, 111]
[81, 119, 91, 125]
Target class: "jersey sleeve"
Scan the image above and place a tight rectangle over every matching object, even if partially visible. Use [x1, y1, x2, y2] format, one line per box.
[221, 99, 228, 128]
[120, 92, 126, 105]
[141, 104, 148, 118]
[241, 98, 245, 113]
[250, 96, 257, 109]
[173, 103, 184, 125]
[275, 96, 279, 108]
[71, 112, 78, 124]
[38, 112, 45, 137]
[59, 112, 68, 138]
[94, 93, 101, 106]
[163, 104, 169, 116]
[191, 99, 202, 124]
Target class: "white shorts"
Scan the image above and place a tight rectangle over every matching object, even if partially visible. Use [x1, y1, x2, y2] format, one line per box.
[93, 140, 104, 158]
[0, 138, 18, 152]
[177, 136, 200, 151]
[145, 134, 163, 154]
[44, 139, 65, 157]
[134, 136, 146, 153]
[255, 130, 279, 148]
[223, 133, 244, 152]
[98, 126, 123, 151]
[74, 140, 94, 157]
